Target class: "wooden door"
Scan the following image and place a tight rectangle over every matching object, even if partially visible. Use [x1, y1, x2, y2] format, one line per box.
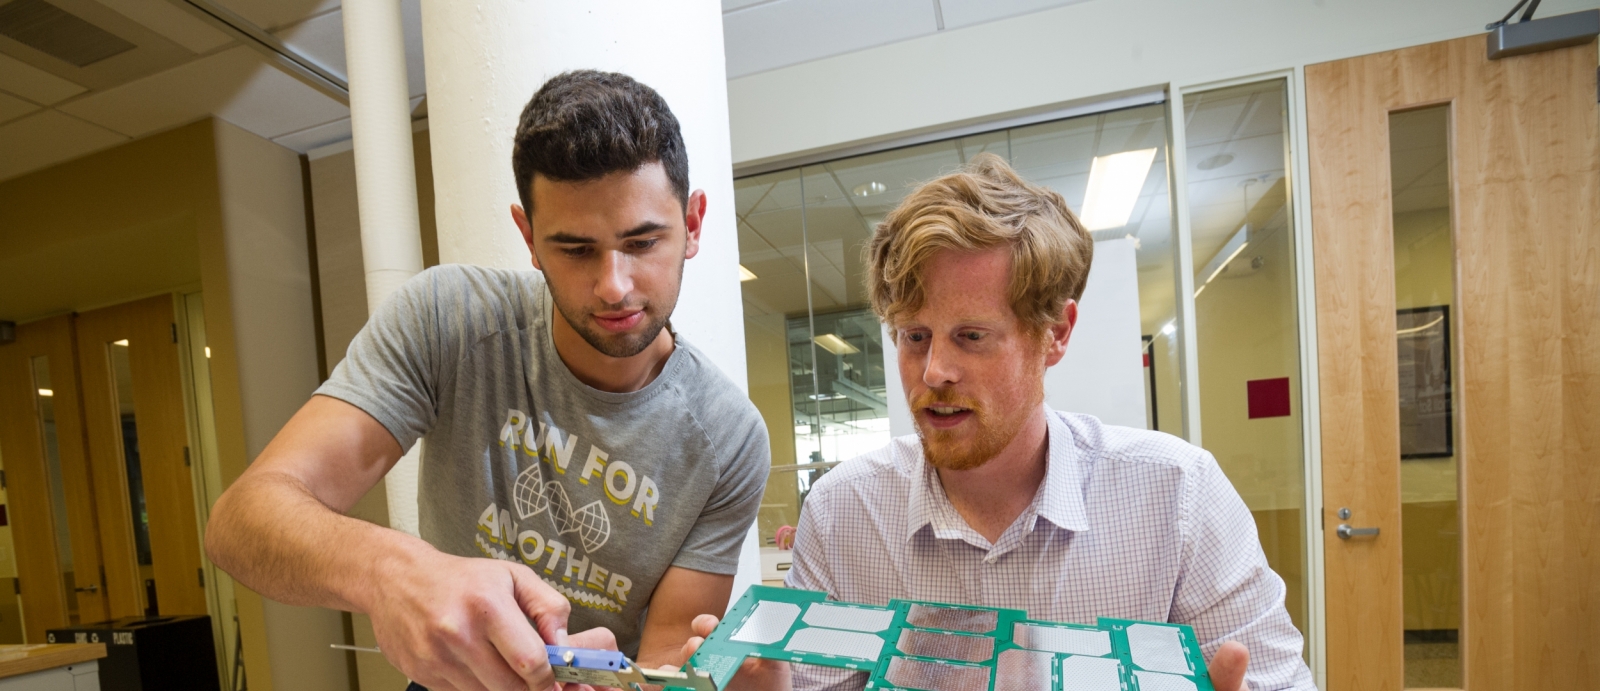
[1308, 35, 1599, 690]
[0, 315, 107, 641]
[76, 295, 208, 618]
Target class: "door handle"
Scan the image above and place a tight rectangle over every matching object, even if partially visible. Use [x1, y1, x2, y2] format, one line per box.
[74, 584, 99, 594]
[1336, 524, 1380, 539]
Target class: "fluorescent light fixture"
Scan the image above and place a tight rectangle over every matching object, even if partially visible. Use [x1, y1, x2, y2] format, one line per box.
[738, 264, 758, 282]
[205, 346, 212, 358]
[38, 388, 53, 397]
[1194, 225, 1250, 300]
[113, 339, 129, 346]
[853, 181, 887, 197]
[1081, 148, 1158, 231]
[813, 333, 859, 356]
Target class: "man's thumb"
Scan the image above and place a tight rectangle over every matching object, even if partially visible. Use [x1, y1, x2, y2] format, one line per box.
[1208, 640, 1250, 691]
[510, 565, 571, 644]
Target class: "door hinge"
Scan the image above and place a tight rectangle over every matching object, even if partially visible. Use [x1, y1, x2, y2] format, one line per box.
[0, 469, 6, 489]
[198, 568, 206, 588]
[12, 579, 19, 595]
[184, 446, 192, 467]
[171, 323, 179, 343]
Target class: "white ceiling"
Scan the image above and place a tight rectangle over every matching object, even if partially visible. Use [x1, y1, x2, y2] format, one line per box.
[0, 0, 424, 182]
[721, 0, 1095, 78]
[0, 0, 1093, 182]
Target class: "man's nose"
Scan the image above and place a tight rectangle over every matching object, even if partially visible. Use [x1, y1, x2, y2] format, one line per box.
[922, 337, 960, 388]
[596, 251, 633, 304]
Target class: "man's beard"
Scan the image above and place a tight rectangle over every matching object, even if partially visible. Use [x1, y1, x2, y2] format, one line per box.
[912, 372, 1044, 471]
[547, 283, 678, 359]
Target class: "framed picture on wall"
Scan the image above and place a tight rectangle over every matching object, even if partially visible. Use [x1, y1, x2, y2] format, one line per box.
[1397, 305, 1452, 459]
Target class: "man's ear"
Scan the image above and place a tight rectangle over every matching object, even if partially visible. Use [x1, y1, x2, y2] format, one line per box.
[511, 203, 542, 270]
[682, 190, 707, 260]
[1043, 299, 1078, 368]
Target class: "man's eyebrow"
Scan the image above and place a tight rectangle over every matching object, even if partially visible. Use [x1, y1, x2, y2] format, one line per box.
[545, 232, 594, 244]
[544, 222, 669, 245]
[619, 221, 669, 239]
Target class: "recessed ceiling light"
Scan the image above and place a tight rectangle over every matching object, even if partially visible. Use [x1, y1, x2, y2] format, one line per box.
[739, 264, 758, 282]
[813, 333, 859, 355]
[113, 339, 129, 346]
[852, 181, 887, 198]
[1197, 153, 1234, 171]
[1081, 148, 1158, 231]
[37, 388, 53, 397]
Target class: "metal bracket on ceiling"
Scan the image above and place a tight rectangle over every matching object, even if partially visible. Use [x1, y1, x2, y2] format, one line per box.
[165, 0, 349, 105]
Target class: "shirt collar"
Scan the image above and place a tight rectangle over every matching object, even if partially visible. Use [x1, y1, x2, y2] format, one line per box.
[1036, 409, 1090, 532]
[903, 407, 1091, 544]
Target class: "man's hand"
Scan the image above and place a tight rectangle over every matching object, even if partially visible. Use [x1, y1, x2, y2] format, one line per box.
[671, 614, 790, 691]
[363, 550, 596, 691]
[1206, 640, 1250, 691]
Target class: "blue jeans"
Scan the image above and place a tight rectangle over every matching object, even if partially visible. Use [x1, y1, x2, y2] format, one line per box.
[405, 684, 426, 691]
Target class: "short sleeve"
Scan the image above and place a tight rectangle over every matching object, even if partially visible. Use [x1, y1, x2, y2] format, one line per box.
[669, 413, 770, 574]
[1171, 454, 1316, 690]
[315, 269, 445, 451]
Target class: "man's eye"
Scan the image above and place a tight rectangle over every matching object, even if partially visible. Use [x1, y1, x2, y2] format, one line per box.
[962, 331, 983, 341]
[561, 246, 591, 257]
[630, 239, 659, 251]
[906, 332, 926, 343]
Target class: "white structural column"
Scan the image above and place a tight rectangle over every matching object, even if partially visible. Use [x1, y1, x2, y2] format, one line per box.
[418, 0, 760, 595]
[343, 0, 426, 535]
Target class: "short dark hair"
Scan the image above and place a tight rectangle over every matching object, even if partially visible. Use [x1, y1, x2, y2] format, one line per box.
[512, 70, 690, 218]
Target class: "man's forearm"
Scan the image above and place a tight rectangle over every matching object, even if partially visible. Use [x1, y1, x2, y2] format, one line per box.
[205, 470, 434, 614]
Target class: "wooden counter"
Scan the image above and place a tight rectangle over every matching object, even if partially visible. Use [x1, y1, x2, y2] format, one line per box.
[0, 644, 106, 679]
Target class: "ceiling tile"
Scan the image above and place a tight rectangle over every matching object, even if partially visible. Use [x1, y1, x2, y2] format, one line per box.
[938, 0, 1093, 30]
[724, 0, 936, 79]
[57, 45, 348, 139]
[93, 0, 232, 53]
[271, 114, 350, 152]
[0, 90, 41, 124]
[0, 109, 127, 181]
[0, 52, 86, 104]
[273, 0, 426, 98]
[211, 0, 339, 32]
[272, 9, 346, 79]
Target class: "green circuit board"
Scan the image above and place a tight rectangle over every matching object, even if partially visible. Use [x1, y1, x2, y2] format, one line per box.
[677, 585, 1215, 691]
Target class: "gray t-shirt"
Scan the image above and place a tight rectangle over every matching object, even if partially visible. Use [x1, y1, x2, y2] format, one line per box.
[317, 264, 769, 654]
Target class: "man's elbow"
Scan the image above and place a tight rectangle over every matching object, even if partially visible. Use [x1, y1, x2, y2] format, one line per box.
[203, 482, 248, 571]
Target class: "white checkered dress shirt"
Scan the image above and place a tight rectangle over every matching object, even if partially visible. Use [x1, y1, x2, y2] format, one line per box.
[784, 409, 1315, 691]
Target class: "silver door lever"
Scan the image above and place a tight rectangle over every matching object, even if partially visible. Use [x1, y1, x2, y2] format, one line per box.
[1336, 524, 1379, 539]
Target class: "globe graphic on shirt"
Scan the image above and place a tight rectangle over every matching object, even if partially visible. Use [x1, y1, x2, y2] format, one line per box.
[514, 461, 612, 553]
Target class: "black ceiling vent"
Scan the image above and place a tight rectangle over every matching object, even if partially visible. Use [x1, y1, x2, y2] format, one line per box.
[0, 0, 135, 67]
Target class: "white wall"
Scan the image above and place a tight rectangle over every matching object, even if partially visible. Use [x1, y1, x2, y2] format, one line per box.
[212, 119, 351, 691]
[727, 0, 1597, 167]
[1048, 238, 1147, 428]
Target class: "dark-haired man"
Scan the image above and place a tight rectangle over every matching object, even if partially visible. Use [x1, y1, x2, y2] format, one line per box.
[205, 70, 769, 691]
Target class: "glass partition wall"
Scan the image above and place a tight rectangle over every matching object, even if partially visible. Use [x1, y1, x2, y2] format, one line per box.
[738, 82, 1310, 651]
